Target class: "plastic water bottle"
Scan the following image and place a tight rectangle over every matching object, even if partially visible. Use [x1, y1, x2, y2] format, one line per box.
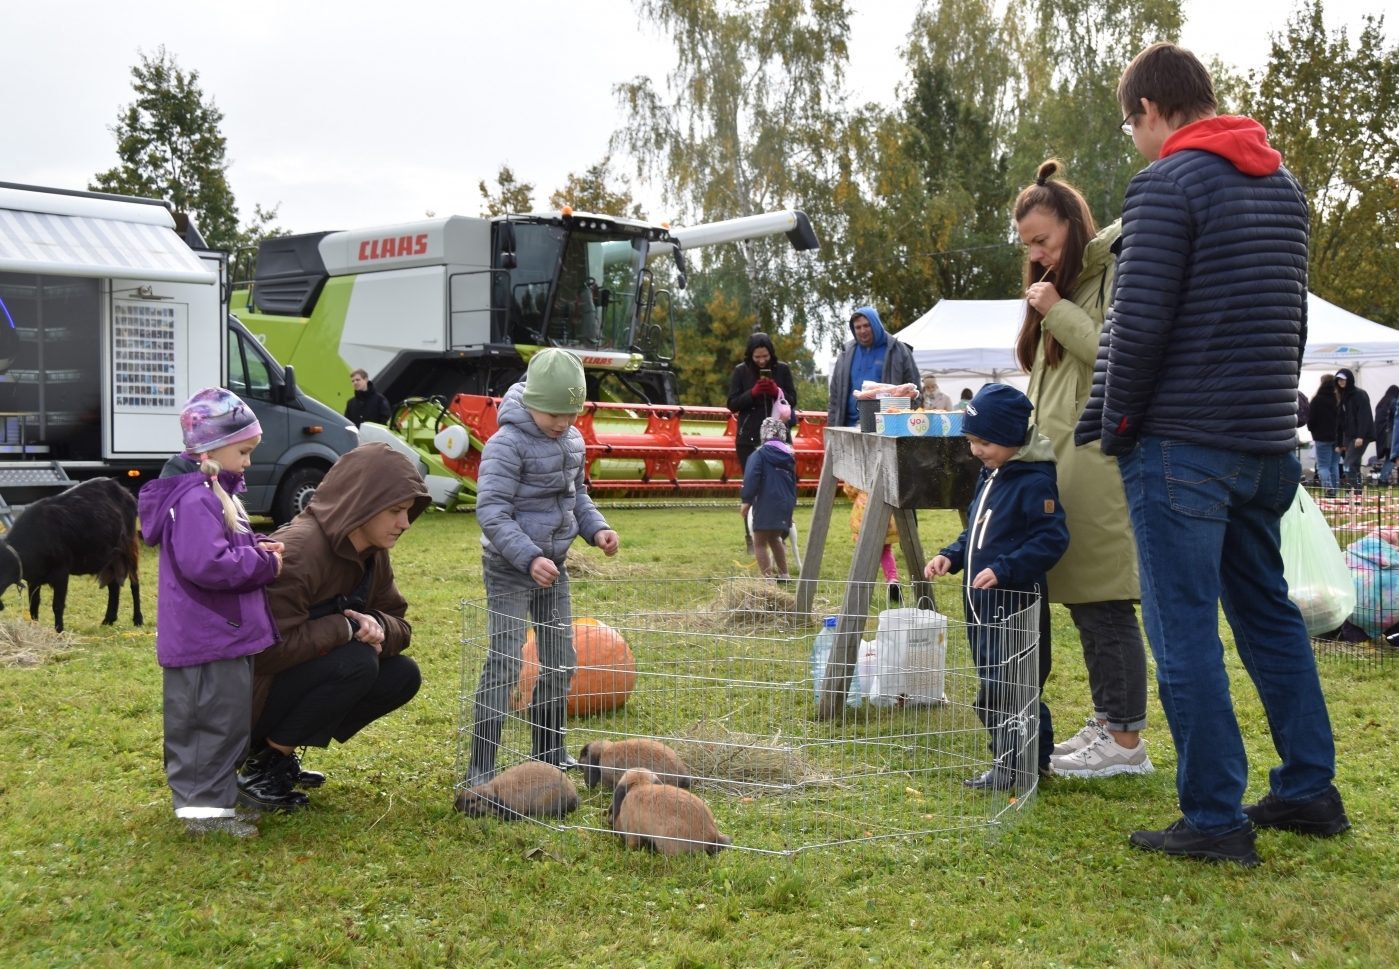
[810, 617, 837, 702]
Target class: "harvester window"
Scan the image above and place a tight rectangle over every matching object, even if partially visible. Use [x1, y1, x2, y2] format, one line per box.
[550, 234, 646, 351]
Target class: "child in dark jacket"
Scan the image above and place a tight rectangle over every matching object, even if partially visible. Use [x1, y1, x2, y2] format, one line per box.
[926, 383, 1069, 790]
[740, 417, 798, 578]
[465, 349, 620, 787]
[138, 389, 284, 839]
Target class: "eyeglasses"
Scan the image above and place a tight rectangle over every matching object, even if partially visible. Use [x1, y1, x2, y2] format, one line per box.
[1120, 114, 1138, 136]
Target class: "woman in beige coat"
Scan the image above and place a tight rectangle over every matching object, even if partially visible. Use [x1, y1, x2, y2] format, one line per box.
[1016, 160, 1152, 779]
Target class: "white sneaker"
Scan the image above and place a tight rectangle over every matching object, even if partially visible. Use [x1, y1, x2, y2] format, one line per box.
[1051, 735, 1154, 778]
[1052, 718, 1107, 757]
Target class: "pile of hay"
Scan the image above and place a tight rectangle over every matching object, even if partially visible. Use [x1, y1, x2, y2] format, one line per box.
[703, 579, 797, 630]
[0, 619, 79, 668]
[672, 720, 830, 795]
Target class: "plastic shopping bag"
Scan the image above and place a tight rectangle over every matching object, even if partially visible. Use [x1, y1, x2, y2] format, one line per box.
[1280, 486, 1356, 636]
[1343, 530, 1399, 637]
[774, 389, 792, 424]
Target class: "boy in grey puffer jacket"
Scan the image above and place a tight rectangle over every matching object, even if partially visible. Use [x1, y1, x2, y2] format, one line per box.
[465, 349, 619, 786]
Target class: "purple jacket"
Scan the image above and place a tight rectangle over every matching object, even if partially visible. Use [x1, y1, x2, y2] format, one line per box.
[139, 471, 280, 668]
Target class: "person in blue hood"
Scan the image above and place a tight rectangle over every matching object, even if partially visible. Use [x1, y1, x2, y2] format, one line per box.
[825, 306, 920, 429]
[926, 383, 1069, 791]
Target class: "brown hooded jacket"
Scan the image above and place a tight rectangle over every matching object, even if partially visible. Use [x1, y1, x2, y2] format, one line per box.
[254, 443, 431, 725]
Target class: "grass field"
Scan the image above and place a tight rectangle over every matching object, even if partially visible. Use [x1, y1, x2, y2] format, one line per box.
[0, 504, 1395, 968]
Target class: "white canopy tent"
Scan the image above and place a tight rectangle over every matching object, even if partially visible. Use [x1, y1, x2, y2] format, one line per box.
[898, 294, 1399, 414]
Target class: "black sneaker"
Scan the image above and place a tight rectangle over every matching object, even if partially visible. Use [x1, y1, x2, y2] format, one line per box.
[1244, 786, 1351, 837]
[1129, 817, 1260, 867]
[289, 750, 326, 789]
[237, 747, 311, 813]
[962, 768, 1016, 791]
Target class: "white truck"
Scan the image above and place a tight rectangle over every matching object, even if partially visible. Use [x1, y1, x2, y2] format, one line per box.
[0, 181, 357, 523]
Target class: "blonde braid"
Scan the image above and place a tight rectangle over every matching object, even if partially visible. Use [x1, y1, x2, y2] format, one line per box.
[200, 458, 249, 534]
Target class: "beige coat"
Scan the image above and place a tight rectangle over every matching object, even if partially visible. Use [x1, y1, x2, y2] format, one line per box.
[1025, 221, 1140, 603]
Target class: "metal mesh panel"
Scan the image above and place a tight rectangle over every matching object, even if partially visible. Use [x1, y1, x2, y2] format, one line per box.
[1306, 485, 1399, 663]
[454, 577, 1041, 856]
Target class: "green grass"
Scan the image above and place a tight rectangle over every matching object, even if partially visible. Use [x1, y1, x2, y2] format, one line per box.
[0, 505, 1395, 967]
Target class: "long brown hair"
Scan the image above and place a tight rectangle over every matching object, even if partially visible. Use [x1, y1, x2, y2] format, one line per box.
[1014, 160, 1098, 372]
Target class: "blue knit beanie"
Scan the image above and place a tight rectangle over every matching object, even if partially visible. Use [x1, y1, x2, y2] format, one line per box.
[961, 383, 1032, 447]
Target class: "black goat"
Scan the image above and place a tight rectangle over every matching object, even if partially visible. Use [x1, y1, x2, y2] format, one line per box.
[0, 478, 143, 633]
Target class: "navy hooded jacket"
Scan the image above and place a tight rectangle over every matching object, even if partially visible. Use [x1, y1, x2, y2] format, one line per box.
[1074, 117, 1308, 456]
[938, 430, 1069, 595]
[740, 442, 797, 532]
[826, 306, 920, 428]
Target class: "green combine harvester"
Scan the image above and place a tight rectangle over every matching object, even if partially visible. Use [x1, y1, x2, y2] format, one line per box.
[230, 208, 820, 506]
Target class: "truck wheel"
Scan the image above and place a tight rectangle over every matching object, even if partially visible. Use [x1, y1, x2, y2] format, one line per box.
[272, 466, 324, 525]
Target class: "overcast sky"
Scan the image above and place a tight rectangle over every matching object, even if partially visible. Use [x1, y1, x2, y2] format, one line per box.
[2, 0, 1392, 235]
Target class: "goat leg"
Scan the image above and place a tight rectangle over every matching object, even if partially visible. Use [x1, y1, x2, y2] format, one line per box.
[128, 536, 143, 627]
[103, 581, 119, 625]
[51, 574, 69, 634]
[27, 584, 41, 624]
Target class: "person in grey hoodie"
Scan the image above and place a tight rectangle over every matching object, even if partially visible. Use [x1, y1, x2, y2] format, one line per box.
[464, 349, 619, 788]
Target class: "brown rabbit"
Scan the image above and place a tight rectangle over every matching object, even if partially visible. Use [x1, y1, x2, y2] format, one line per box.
[454, 762, 580, 820]
[609, 768, 731, 855]
[579, 738, 693, 791]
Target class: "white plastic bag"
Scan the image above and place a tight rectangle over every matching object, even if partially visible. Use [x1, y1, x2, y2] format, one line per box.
[1280, 487, 1355, 636]
[868, 607, 948, 706]
[846, 640, 879, 709]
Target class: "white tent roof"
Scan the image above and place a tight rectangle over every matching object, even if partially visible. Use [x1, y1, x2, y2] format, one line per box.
[899, 293, 1399, 378]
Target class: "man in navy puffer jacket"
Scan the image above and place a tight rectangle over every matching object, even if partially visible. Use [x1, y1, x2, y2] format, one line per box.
[1076, 44, 1347, 866]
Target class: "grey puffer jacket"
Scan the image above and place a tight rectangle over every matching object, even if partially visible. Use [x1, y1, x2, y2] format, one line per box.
[476, 381, 610, 574]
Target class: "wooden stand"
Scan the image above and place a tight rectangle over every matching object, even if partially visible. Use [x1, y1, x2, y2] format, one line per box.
[798, 427, 980, 720]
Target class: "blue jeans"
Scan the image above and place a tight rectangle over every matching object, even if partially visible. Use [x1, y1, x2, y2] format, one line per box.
[1312, 441, 1340, 494]
[965, 587, 1053, 775]
[1118, 437, 1337, 834]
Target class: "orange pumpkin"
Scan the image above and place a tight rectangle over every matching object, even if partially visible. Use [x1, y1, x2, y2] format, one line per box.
[511, 618, 637, 717]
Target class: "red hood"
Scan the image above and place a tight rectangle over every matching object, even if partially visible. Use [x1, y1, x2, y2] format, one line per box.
[1160, 116, 1281, 176]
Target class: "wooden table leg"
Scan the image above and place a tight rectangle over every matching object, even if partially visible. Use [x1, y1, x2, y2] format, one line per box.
[819, 463, 889, 720]
[796, 454, 838, 616]
[892, 508, 935, 612]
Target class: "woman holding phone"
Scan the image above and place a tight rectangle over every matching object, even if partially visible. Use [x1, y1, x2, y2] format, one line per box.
[1016, 160, 1153, 780]
[727, 332, 797, 553]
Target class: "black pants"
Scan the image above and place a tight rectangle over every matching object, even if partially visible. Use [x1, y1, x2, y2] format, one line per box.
[253, 642, 421, 748]
[1065, 600, 1149, 732]
[967, 590, 1053, 772]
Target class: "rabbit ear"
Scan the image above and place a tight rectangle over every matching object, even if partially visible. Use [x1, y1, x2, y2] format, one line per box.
[609, 780, 629, 830]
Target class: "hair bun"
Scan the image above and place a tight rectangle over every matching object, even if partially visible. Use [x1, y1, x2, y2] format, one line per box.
[1035, 159, 1061, 186]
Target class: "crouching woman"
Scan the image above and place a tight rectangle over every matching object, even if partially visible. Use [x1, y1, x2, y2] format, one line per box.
[237, 443, 431, 812]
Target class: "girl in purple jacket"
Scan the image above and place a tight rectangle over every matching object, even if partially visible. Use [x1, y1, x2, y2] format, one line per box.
[138, 389, 283, 838]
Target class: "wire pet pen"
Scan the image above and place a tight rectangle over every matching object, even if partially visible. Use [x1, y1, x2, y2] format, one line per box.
[453, 577, 1042, 856]
[1307, 485, 1399, 662]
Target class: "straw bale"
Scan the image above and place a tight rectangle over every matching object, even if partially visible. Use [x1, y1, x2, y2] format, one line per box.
[0, 619, 79, 668]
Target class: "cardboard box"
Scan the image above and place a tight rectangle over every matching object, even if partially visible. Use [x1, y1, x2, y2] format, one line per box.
[875, 410, 963, 437]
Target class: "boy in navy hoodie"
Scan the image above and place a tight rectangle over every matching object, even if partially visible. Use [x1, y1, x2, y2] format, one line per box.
[926, 383, 1069, 790]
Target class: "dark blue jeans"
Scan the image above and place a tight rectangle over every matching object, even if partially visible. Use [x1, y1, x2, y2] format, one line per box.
[966, 587, 1053, 776]
[1118, 437, 1337, 834]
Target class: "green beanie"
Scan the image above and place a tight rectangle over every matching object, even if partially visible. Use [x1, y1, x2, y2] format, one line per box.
[520, 348, 587, 414]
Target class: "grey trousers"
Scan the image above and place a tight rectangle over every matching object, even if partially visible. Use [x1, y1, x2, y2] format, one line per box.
[467, 552, 575, 782]
[163, 655, 253, 817]
[1065, 600, 1149, 733]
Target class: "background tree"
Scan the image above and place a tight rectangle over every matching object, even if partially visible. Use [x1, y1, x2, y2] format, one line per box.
[612, 0, 843, 368]
[477, 164, 535, 217]
[1247, 1, 1399, 326]
[549, 156, 645, 219]
[1007, 0, 1182, 226]
[92, 47, 282, 249]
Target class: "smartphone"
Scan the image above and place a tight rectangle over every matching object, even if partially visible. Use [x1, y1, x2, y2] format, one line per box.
[759, 369, 772, 380]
